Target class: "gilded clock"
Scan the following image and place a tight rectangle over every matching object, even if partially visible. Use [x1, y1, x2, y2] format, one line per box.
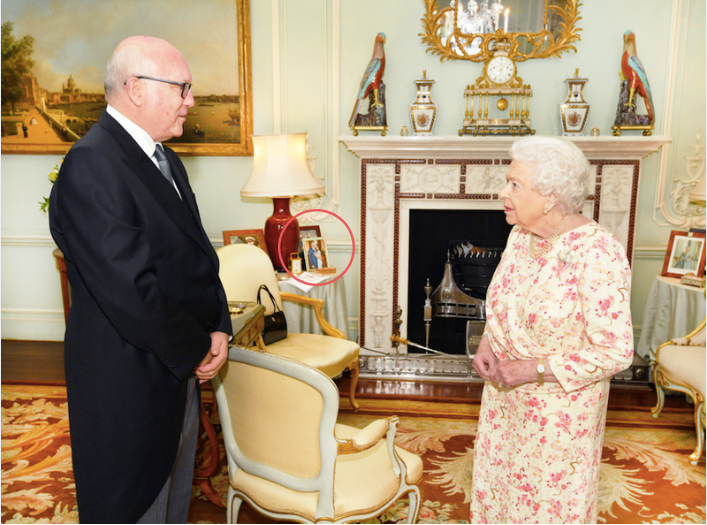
[460, 45, 534, 137]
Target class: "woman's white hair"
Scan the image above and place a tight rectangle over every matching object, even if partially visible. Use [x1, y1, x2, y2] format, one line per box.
[104, 40, 158, 102]
[509, 136, 589, 214]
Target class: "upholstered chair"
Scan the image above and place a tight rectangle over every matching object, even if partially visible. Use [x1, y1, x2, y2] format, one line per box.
[652, 315, 706, 465]
[213, 346, 423, 523]
[217, 243, 360, 410]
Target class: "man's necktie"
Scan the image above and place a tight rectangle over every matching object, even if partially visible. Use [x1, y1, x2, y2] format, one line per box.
[153, 144, 176, 186]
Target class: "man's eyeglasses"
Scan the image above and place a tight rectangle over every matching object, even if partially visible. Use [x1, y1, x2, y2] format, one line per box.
[130, 76, 192, 98]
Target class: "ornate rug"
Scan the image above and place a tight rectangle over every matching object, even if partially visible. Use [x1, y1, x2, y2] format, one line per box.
[2, 383, 705, 524]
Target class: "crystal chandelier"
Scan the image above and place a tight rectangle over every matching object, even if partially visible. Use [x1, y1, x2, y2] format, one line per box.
[441, 0, 508, 55]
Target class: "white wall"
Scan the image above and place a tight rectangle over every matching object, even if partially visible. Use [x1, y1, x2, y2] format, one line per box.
[2, 0, 704, 343]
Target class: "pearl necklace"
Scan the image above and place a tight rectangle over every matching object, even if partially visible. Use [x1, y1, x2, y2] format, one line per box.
[529, 214, 573, 259]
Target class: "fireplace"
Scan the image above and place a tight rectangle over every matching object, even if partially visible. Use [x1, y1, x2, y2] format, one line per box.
[343, 135, 670, 359]
[405, 208, 512, 355]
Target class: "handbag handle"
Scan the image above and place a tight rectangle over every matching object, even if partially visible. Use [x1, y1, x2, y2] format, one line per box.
[257, 284, 282, 312]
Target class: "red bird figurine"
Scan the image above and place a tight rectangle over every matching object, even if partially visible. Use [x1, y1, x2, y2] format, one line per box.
[349, 33, 386, 128]
[621, 30, 654, 122]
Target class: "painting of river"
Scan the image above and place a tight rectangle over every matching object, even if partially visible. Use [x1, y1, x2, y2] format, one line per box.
[48, 98, 240, 144]
[1, 0, 252, 155]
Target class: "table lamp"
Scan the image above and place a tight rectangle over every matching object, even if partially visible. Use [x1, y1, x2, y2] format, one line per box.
[241, 133, 324, 271]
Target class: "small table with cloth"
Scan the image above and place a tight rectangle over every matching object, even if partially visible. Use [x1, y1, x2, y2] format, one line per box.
[636, 275, 706, 362]
[277, 272, 349, 339]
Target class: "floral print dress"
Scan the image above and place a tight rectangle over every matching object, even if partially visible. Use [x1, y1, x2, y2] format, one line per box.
[469, 222, 633, 524]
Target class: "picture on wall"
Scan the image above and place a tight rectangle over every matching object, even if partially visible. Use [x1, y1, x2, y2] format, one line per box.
[661, 230, 706, 279]
[1, 0, 253, 156]
[303, 237, 331, 272]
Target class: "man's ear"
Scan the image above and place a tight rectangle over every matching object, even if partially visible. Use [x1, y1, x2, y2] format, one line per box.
[125, 77, 145, 107]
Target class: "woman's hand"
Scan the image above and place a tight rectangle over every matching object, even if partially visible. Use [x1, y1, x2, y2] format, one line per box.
[472, 335, 498, 380]
[488, 359, 537, 388]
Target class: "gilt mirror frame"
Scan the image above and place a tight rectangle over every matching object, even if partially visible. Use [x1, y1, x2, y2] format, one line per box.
[420, 0, 583, 63]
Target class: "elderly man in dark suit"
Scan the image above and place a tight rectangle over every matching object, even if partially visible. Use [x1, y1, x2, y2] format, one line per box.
[49, 36, 232, 523]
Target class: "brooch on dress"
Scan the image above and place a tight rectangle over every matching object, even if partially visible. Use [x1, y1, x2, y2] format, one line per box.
[557, 247, 573, 266]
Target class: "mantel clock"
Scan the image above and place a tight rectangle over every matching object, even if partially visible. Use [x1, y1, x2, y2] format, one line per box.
[460, 43, 534, 136]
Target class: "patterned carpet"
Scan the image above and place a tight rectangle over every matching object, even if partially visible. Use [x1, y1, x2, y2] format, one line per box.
[2, 383, 705, 524]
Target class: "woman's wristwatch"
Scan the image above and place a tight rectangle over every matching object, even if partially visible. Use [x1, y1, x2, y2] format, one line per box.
[536, 358, 546, 386]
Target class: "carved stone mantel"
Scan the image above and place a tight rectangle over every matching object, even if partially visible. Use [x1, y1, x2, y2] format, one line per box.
[342, 135, 671, 353]
[342, 136, 671, 160]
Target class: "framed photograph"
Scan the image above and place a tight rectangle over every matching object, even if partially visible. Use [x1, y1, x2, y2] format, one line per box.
[303, 237, 330, 272]
[297, 226, 321, 259]
[300, 225, 321, 238]
[1, 0, 253, 156]
[222, 229, 268, 255]
[661, 230, 706, 279]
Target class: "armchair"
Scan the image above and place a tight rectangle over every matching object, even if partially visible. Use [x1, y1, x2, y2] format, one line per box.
[217, 243, 360, 410]
[652, 314, 706, 464]
[213, 346, 422, 523]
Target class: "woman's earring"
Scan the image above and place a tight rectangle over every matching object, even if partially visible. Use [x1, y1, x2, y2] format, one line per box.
[543, 207, 549, 215]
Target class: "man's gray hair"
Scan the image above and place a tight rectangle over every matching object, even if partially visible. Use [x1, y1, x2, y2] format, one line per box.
[509, 136, 589, 215]
[104, 41, 158, 102]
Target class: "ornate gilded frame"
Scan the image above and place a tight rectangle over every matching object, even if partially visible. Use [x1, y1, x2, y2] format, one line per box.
[420, 0, 582, 63]
[1, 0, 253, 156]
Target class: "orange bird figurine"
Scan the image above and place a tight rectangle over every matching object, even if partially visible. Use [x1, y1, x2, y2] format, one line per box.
[349, 33, 386, 128]
[620, 30, 654, 122]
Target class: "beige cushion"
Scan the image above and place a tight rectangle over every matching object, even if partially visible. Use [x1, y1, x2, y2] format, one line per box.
[220, 360, 323, 478]
[231, 423, 423, 522]
[659, 345, 706, 401]
[266, 333, 359, 378]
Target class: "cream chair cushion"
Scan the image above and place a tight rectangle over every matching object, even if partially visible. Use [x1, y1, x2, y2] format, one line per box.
[230, 423, 423, 522]
[658, 345, 706, 400]
[266, 333, 359, 378]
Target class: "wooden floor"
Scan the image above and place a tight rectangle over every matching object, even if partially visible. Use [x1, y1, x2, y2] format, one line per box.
[1, 339, 691, 410]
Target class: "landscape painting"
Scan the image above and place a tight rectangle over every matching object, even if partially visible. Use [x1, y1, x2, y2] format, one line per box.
[1, 0, 253, 156]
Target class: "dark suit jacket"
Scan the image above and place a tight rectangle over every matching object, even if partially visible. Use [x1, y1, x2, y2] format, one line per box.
[49, 111, 232, 523]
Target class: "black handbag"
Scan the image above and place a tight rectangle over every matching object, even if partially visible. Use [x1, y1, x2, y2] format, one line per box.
[257, 284, 288, 345]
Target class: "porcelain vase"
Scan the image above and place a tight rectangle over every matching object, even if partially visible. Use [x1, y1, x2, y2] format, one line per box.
[560, 76, 590, 136]
[410, 72, 437, 136]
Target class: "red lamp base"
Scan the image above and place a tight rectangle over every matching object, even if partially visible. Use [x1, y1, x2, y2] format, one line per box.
[264, 197, 300, 272]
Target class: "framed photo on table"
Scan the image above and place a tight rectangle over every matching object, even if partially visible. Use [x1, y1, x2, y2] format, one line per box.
[303, 237, 330, 272]
[298, 226, 321, 259]
[222, 229, 268, 255]
[1, 0, 253, 156]
[661, 230, 706, 278]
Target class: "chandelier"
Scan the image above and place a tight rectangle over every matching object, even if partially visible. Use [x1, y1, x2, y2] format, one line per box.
[441, 0, 508, 55]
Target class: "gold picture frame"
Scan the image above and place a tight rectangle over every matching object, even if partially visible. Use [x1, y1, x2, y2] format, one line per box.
[303, 237, 331, 272]
[222, 229, 268, 255]
[1, 0, 253, 156]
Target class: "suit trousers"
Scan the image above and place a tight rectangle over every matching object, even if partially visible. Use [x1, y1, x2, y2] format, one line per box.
[137, 375, 199, 524]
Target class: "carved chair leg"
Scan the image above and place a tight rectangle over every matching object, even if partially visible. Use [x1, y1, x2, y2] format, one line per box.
[690, 402, 705, 465]
[347, 358, 360, 412]
[651, 369, 666, 418]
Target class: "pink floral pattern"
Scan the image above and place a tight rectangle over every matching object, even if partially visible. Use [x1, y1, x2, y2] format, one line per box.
[470, 222, 634, 524]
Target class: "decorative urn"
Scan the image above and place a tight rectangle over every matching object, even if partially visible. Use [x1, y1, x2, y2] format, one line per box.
[560, 69, 591, 136]
[410, 71, 437, 136]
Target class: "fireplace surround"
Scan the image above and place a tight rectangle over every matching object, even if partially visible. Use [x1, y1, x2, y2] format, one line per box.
[342, 135, 671, 357]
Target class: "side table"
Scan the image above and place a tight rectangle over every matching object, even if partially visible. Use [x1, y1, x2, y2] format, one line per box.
[636, 275, 706, 362]
[53, 249, 70, 324]
[278, 274, 349, 339]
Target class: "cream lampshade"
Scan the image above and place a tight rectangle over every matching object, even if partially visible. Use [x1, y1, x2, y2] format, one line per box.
[241, 133, 324, 271]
